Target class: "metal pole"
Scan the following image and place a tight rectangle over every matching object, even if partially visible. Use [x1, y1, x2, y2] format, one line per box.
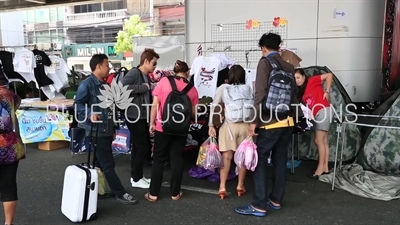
[332, 122, 341, 191]
[150, 0, 154, 34]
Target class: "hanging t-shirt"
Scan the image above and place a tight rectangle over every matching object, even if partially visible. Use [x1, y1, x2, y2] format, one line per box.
[0, 51, 27, 83]
[190, 56, 221, 98]
[245, 68, 256, 93]
[46, 55, 70, 92]
[32, 49, 53, 87]
[40, 85, 57, 99]
[209, 53, 236, 70]
[0, 51, 14, 72]
[216, 67, 229, 88]
[13, 48, 37, 87]
[0, 60, 5, 78]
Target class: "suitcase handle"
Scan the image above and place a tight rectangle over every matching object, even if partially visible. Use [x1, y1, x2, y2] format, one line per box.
[88, 122, 99, 168]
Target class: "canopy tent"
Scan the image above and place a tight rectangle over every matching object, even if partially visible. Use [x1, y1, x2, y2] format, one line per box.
[356, 88, 400, 176]
[297, 66, 361, 162]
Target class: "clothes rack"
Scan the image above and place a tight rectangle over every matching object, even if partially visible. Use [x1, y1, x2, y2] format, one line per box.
[201, 47, 262, 68]
[0, 44, 37, 51]
[244, 49, 261, 68]
[1, 45, 42, 99]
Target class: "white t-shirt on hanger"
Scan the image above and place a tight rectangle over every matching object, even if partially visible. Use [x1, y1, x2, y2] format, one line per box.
[13, 48, 37, 87]
[209, 53, 236, 71]
[190, 56, 221, 98]
[41, 85, 57, 99]
[46, 56, 71, 92]
[245, 68, 256, 94]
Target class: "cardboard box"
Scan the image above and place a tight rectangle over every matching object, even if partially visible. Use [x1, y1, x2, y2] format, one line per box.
[38, 141, 70, 151]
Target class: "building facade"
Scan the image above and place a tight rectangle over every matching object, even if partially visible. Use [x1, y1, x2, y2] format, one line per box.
[24, 7, 66, 50]
[23, 0, 185, 49]
[0, 11, 25, 47]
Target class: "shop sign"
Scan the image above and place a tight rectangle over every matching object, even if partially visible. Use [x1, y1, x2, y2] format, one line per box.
[16, 110, 71, 144]
[108, 46, 117, 56]
[77, 47, 105, 57]
[63, 43, 122, 59]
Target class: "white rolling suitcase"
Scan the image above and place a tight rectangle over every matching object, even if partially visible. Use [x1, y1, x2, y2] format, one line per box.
[61, 124, 99, 222]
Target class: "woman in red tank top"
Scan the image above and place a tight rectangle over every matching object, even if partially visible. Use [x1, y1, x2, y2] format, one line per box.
[295, 69, 333, 178]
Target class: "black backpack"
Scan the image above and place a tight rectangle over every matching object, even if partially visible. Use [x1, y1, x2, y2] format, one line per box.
[114, 67, 129, 84]
[263, 57, 295, 119]
[162, 76, 193, 136]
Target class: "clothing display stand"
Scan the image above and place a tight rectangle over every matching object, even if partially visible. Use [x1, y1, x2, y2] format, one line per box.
[332, 118, 345, 191]
[210, 21, 289, 66]
[290, 134, 295, 174]
[0, 44, 37, 52]
[290, 132, 303, 175]
[331, 114, 400, 191]
[1, 44, 39, 99]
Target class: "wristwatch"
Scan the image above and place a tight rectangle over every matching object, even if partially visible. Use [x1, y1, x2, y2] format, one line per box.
[324, 89, 330, 94]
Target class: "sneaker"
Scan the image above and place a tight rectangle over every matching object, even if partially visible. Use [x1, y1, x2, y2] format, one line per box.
[116, 193, 138, 205]
[131, 177, 151, 184]
[98, 191, 115, 199]
[142, 177, 151, 183]
[131, 178, 150, 189]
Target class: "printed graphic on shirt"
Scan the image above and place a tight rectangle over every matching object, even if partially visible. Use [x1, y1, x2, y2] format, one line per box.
[198, 67, 216, 86]
[13, 49, 37, 86]
[303, 94, 316, 108]
[191, 56, 221, 98]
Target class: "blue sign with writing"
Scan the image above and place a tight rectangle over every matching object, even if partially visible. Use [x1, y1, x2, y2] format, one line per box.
[16, 110, 71, 144]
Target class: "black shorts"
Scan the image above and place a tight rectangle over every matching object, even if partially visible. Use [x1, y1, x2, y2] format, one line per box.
[0, 161, 19, 202]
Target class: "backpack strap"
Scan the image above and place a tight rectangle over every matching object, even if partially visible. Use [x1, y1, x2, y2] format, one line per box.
[167, 76, 178, 92]
[167, 76, 193, 94]
[182, 81, 193, 94]
[119, 67, 128, 72]
[131, 67, 145, 84]
[265, 57, 278, 69]
[265, 56, 284, 70]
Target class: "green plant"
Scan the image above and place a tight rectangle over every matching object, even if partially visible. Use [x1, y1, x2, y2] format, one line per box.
[114, 15, 154, 54]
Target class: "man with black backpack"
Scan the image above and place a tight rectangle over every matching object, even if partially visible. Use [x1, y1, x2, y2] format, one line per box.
[120, 48, 159, 189]
[235, 33, 301, 217]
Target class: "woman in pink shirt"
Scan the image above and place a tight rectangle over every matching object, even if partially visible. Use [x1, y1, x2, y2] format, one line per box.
[145, 60, 199, 202]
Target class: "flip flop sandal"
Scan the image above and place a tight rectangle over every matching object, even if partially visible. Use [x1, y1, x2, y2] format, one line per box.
[144, 193, 157, 202]
[171, 191, 183, 201]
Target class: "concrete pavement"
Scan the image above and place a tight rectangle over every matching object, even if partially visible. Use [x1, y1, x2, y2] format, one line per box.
[0, 145, 399, 225]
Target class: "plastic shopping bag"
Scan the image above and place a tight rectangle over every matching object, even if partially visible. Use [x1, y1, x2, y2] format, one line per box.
[96, 167, 109, 195]
[204, 137, 223, 170]
[112, 123, 131, 154]
[196, 137, 210, 167]
[234, 137, 258, 171]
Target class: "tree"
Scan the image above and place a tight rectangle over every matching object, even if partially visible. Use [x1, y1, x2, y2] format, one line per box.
[114, 15, 153, 54]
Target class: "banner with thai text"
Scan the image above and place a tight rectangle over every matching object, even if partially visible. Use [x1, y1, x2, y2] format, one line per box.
[16, 110, 71, 144]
